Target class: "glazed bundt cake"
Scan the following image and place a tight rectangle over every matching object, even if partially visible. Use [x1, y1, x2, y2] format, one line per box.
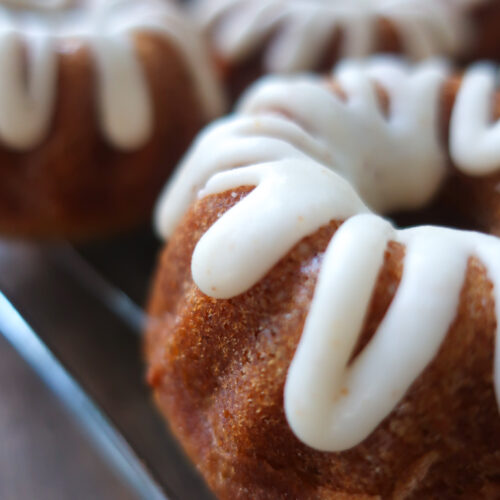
[0, 0, 223, 239]
[146, 58, 500, 498]
[192, 0, 500, 99]
[147, 162, 500, 499]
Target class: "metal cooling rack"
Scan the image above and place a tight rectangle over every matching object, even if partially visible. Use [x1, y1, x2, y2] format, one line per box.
[0, 228, 214, 500]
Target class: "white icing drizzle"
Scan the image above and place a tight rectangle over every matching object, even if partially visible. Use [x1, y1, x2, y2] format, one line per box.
[450, 62, 500, 175]
[91, 31, 152, 150]
[0, 29, 56, 149]
[154, 55, 500, 451]
[194, 0, 474, 72]
[191, 159, 500, 452]
[0, 0, 224, 150]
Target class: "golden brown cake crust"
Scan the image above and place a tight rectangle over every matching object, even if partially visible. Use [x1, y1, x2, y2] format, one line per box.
[146, 188, 500, 500]
[0, 32, 205, 240]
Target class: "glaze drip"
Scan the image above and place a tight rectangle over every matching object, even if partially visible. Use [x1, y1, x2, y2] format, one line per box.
[451, 62, 500, 175]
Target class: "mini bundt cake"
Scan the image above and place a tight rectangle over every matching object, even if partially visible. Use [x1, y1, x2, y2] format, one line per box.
[191, 0, 500, 99]
[146, 58, 500, 498]
[0, 0, 223, 239]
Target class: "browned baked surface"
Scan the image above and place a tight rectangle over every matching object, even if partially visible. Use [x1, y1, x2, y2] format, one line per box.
[145, 188, 500, 499]
[0, 32, 204, 240]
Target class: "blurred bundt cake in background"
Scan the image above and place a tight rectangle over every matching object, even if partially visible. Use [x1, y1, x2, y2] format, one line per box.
[0, 0, 224, 239]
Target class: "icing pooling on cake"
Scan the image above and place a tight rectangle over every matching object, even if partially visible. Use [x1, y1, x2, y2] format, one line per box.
[0, 0, 223, 150]
[155, 57, 500, 238]
[155, 56, 500, 452]
[195, 0, 477, 72]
